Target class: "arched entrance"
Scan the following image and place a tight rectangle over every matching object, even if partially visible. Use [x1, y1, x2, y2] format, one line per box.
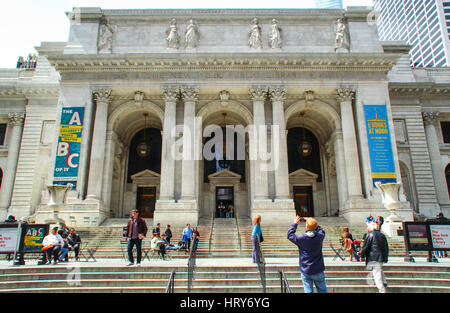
[285, 99, 341, 217]
[197, 100, 253, 219]
[106, 100, 164, 218]
[288, 127, 321, 217]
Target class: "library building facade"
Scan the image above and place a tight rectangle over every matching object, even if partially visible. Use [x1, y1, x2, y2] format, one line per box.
[0, 7, 449, 226]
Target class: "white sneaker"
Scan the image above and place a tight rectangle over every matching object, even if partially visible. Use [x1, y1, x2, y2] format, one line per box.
[136, 263, 141, 267]
[126, 262, 134, 266]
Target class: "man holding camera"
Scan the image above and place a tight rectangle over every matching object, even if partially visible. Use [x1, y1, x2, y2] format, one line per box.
[287, 216, 327, 293]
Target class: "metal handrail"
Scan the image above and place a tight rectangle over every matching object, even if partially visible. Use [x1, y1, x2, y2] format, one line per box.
[208, 209, 215, 254]
[256, 234, 266, 293]
[187, 236, 199, 293]
[165, 270, 176, 293]
[234, 209, 242, 253]
[280, 270, 292, 293]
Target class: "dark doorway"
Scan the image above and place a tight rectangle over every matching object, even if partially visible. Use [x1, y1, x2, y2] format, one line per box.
[293, 186, 314, 217]
[287, 127, 322, 182]
[216, 186, 234, 218]
[127, 128, 162, 183]
[136, 187, 156, 218]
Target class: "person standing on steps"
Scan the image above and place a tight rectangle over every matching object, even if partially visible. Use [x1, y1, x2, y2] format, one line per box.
[287, 216, 327, 293]
[251, 215, 263, 264]
[124, 209, 148, 266]
[360, 221, 389, 293]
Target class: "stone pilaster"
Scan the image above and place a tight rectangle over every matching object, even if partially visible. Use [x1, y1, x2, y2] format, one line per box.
[180, 86, 199, 202]
[249, 86, 269, 201]
[269, 86, 290, 200]
[337, 87, 363, 200]
[158, 86, 178, 201]
[331, 130, 348, 208]
[423, 111, 449, 206]
[86, 88, 111, 201]
[101, 130, 118, 215]
[0, 113, 25, 216]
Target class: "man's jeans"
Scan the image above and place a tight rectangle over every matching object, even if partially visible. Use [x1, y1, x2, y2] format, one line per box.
[301, 271, 328, 293]
[127, 239, 142, 264]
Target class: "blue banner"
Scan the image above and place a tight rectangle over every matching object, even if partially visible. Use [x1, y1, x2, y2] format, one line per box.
[53, 107, 84, 189]
[364, 105, 397, 187]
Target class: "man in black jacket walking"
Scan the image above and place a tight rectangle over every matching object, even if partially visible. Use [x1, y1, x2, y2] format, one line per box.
[360, 221, 389, 293]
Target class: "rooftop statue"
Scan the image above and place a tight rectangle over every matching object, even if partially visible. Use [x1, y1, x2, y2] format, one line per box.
[269, 19, 282, 49]
[166, 19, 180, 49]
[248, 18, 262, 49]
[185, 19, 200, 49]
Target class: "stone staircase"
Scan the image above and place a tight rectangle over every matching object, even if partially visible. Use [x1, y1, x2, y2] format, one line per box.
[1, 263, 449, 293]
[7, 216, 427, 262]
[209, 218, 242, 257]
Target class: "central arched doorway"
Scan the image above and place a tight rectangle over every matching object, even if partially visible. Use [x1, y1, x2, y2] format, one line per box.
[197, 100, 253, 219]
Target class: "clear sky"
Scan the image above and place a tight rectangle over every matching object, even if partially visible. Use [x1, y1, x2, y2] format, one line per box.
[0, 0, 373, 68]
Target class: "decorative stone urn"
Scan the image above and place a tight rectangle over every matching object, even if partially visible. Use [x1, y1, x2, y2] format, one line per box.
[45, 184, 73, 227]
[375, 182, 403, 238]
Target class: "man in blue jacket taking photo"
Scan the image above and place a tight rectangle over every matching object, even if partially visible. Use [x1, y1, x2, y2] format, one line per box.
[287, 216, 327, 293]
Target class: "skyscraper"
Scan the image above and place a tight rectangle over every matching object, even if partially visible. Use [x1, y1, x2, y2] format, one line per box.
[316, 0, 343, 9]
[375, 0, 450, 67]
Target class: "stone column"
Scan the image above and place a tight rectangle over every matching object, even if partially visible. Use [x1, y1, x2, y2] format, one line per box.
[0, 113, 25, 215]
[269, 86, 290, 199]
[101, 130, 117, 214]
[250, 86, 269, 200]
[331, 130, 348, 208]
[423, 112, 449, 204]
[86, 89, 111, 201]
[337, 87, 363, 199]
[158, 86, 178, 201]
[180, 86, 198, 201]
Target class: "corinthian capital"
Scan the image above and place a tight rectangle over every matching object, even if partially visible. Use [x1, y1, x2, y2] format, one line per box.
[162, 86, 180, 103]
[250, 86, 268, 101]
[8, 112, 25, 126]
[180, 86, 199, 102]
[93, 88, 112, 105]
[269, 86, 287, 102]
[336, 87, 355, 102]
[423, 111, 440, 126]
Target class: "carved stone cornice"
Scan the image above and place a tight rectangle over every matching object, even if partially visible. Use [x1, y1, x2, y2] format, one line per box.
[8, 112, 25, 126]
[389, 85, 450, 98]
[268, 86, 287, 102]
[162, 86, 180, 103]
[180, 86, 199, 103]
[249, 86, 268, 101]
[93, 88, 112, 105]
[336, 87, 355, 103]
[47, 53, 401, 74]
[423, 111, 440, 126]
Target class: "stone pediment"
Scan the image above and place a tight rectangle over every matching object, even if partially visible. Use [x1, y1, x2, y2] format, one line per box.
[289, 168, 319, 180]
[131, 169, 160, 180]
[208, 169, 241, 180]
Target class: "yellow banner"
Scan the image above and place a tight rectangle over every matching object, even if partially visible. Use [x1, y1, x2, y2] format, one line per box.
[59, 125, 83, 143]
[372, 172, 397, 179]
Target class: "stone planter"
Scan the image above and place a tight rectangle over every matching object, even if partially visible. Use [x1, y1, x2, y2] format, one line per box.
[375, 182, 403, 238]
[45, 184, 73, 227]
